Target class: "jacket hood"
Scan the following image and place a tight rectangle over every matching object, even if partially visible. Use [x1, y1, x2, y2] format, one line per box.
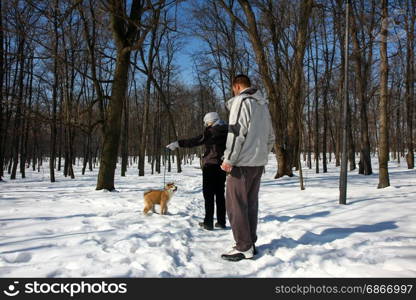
[226, 88, 268, 110]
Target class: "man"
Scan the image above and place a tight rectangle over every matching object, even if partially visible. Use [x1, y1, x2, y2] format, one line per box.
[167, 112, 228, 230]
[220, 75, 275, 261]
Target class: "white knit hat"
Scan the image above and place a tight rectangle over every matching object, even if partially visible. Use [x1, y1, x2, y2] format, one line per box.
[203, 112, 220, 125]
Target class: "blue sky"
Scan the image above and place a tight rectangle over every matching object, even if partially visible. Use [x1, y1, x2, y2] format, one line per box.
[172, 0, 205, 85]
[175, 36, 201, 85]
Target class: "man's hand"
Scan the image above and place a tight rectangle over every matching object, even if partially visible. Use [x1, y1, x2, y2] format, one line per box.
[166, 141, 179, 151]
[221, 162, 233, 173]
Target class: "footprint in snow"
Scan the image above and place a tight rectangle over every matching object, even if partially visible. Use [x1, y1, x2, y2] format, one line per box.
[3, 252, 32, 263]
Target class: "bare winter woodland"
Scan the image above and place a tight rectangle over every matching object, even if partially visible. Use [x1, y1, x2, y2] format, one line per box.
[0, 0, 415, 191]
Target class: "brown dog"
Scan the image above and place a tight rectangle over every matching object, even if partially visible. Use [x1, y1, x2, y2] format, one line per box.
[143, 183, 178, 215]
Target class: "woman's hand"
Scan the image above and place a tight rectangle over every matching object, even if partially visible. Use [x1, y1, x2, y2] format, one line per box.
[166, 141, 179, 151]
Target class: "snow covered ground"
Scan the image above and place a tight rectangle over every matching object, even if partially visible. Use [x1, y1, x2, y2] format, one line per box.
[0, 155, 415, 277]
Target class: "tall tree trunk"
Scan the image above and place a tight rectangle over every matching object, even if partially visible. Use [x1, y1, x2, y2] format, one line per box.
[121, 93, 129, 176]
[396, 105, 401, 164]
[307, 67, 312, 169]
[378, 0, 390, 188]
[57, 120, 62, 171]
[351, 6, 373, 175]
[156, 93, 161, 173]
[405, 0, 415, 169]
[82, 133, 88, 175]
[66, 126, 75, 179]
[96, 0, 162, 190]
[358, 99, 372, 175]
[347, 102, 356, 171]
[49, 2, 59, 183]
[286, 0, 313, 174]
[10, 37, 25, 180]
[96, 50, 131, 190]
[32, 119, 38, 172]
[0, 0, 4, 180]
[311, 24, 320, 174]
[138, 78, 151, 176]
[321, 12, 334, 174]
[322, 93, 328, 173]
[20, 57, 34, 178]
[314, 86, 319, 173]
[63, 127, 69, 177]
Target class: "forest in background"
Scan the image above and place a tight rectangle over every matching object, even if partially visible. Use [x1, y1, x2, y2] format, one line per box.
[0, 0, 414, 191]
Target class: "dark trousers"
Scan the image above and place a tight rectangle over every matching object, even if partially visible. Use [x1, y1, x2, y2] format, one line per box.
[226, 166, 264, 251]
[202, 164, 226, 226]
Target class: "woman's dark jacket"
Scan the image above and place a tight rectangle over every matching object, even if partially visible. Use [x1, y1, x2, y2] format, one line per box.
[178, 122, 228, 166]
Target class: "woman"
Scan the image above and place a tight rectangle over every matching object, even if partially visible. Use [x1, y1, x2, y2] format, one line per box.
[166, 112, 228, 230]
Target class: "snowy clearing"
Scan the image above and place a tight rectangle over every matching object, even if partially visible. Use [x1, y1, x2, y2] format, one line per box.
[0, 156, 415, 277]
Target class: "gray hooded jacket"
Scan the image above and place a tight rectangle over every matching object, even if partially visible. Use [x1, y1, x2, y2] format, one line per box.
[223, 87, 275, 167]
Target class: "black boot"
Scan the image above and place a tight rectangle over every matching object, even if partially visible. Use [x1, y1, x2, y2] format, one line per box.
[199, 222, 213, 231]
[214, 222, 226, 229]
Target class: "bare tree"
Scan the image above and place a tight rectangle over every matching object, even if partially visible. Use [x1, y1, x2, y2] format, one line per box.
[10, 4, 28, 180]
[138, 10, 163, 177]
[191, 1, 250, 103]
[218, 0, 314, 178]
[0, 0, 4, 180]
[96, 0, 167, 191]
[378, 0, 390, 188]
[48, 0, 60, 182]
[405, 0, 415, 169]
[350, 0, 375, 175]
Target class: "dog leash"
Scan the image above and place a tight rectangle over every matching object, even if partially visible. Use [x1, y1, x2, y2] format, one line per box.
[164, 147, 168, 187]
